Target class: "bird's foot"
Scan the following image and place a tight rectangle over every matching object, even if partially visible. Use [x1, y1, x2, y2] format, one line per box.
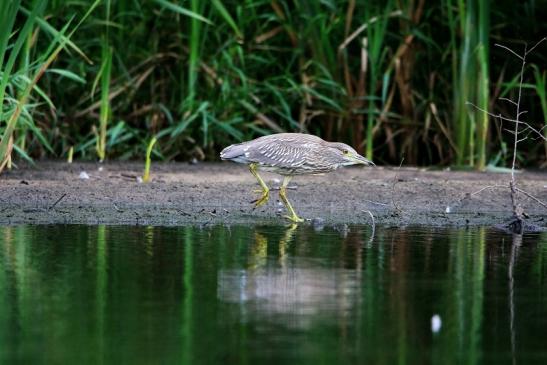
[251, 189, 269, 207]
[284, 214, 305, 223]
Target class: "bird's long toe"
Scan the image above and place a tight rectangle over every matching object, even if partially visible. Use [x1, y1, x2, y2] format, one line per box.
[284, 214, 305, 223]
[251, 190, 270, 207]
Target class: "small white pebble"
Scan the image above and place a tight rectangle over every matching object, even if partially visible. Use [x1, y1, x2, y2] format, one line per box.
[272, 178, 281, 184]
[98, 166, 104, 172]
[445, 206, 451, 213]
[431, 314, 442, 333]
[136, 176, 143, 183]
[79, 171, 90, 180]
[312, 218, 325, 231]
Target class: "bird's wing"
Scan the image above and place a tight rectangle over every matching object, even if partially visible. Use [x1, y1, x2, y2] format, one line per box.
[246, 137, 324, 168]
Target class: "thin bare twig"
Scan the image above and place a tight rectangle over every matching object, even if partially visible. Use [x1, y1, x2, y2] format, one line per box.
[494, 43, 523, 60]
[466, 102, 547, 141]
[499, 97, 518, 107]
[525, 37, 547, 55]
[508, 42, 527, 222]
[363, 199, 389, 206]
[515, 187, 547, 210]
[470, 184, 507, 197]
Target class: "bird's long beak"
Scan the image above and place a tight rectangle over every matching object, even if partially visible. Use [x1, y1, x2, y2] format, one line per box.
[353, 154, 375, 166]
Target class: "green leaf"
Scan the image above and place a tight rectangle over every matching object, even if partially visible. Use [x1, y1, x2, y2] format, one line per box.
[47, 68, 86, 84]
[13, 143, 36, 165]
[153, 0, 213, 25]
[211, 0, 242, 38]
[0, 0, 46, 123]
[19, 7, 92, 64]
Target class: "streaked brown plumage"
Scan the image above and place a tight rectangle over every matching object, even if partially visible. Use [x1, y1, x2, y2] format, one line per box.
[221, 133, 374, 222]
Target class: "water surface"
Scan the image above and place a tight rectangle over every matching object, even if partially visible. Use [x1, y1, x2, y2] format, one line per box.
[0, 224, 546, 364]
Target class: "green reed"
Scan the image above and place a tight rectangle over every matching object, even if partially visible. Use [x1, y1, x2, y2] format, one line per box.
[0, 0, 99, 171]
[532, 66, 547, 156]
[1, 1, 544, 168]
[451, 0, 490, 168]
[474, 0, 490, 170]
[364, 2, 392, 160]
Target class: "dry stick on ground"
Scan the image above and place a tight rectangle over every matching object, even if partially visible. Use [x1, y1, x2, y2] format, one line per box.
[467, 37, 547, 233]
[48, 193, 67, 210]
[515, 188, 547, 210]
[446, 184, 506, 213]
[390, 157, 405, 214]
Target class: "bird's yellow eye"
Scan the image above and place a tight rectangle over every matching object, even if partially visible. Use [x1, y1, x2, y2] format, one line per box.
[342, 149, 349, 155]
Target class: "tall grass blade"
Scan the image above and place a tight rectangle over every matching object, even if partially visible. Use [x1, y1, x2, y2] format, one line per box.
[211, 0, 242, 38]
[143, 137, 157, 183]
[0, 0, 100, 172]
[97, 41, 112, 161]
[0, 0, 46, 123]
[475, 0, 490, 169]
[186, 0, 203, 109]
[364, 2, 392, 160]
[19, 6, 92, 64]
[153, 0, 213, 25]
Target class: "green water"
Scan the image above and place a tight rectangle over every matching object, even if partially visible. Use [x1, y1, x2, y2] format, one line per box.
[0, 225, 546, 364]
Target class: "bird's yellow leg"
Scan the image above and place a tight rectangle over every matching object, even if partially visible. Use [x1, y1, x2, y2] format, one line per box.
[279, 176, 304, 223]
[249, 163, 269, 207]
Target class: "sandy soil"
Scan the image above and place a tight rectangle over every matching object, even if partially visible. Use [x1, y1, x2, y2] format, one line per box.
[0, 161, 546, 229]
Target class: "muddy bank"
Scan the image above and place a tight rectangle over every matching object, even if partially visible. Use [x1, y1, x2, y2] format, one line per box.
[0, 161, 546, 229]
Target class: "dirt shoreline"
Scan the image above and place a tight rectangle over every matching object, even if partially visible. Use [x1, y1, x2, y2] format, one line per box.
[0, 161, 546, 229]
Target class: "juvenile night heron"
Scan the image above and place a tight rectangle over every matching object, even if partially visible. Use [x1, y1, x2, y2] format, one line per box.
[220, 133, 374, 222]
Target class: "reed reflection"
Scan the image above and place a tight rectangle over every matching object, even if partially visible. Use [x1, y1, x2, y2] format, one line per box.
[0, 225, 545, 364]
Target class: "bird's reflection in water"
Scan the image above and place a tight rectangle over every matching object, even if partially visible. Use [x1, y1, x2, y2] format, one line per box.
[217, 224, 360, 328]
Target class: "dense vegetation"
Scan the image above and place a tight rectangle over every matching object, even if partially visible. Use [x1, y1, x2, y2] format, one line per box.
[0, 0, 545, 169]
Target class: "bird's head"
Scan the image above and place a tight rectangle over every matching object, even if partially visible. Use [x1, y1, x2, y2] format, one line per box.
[328, 142, 375, 166]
